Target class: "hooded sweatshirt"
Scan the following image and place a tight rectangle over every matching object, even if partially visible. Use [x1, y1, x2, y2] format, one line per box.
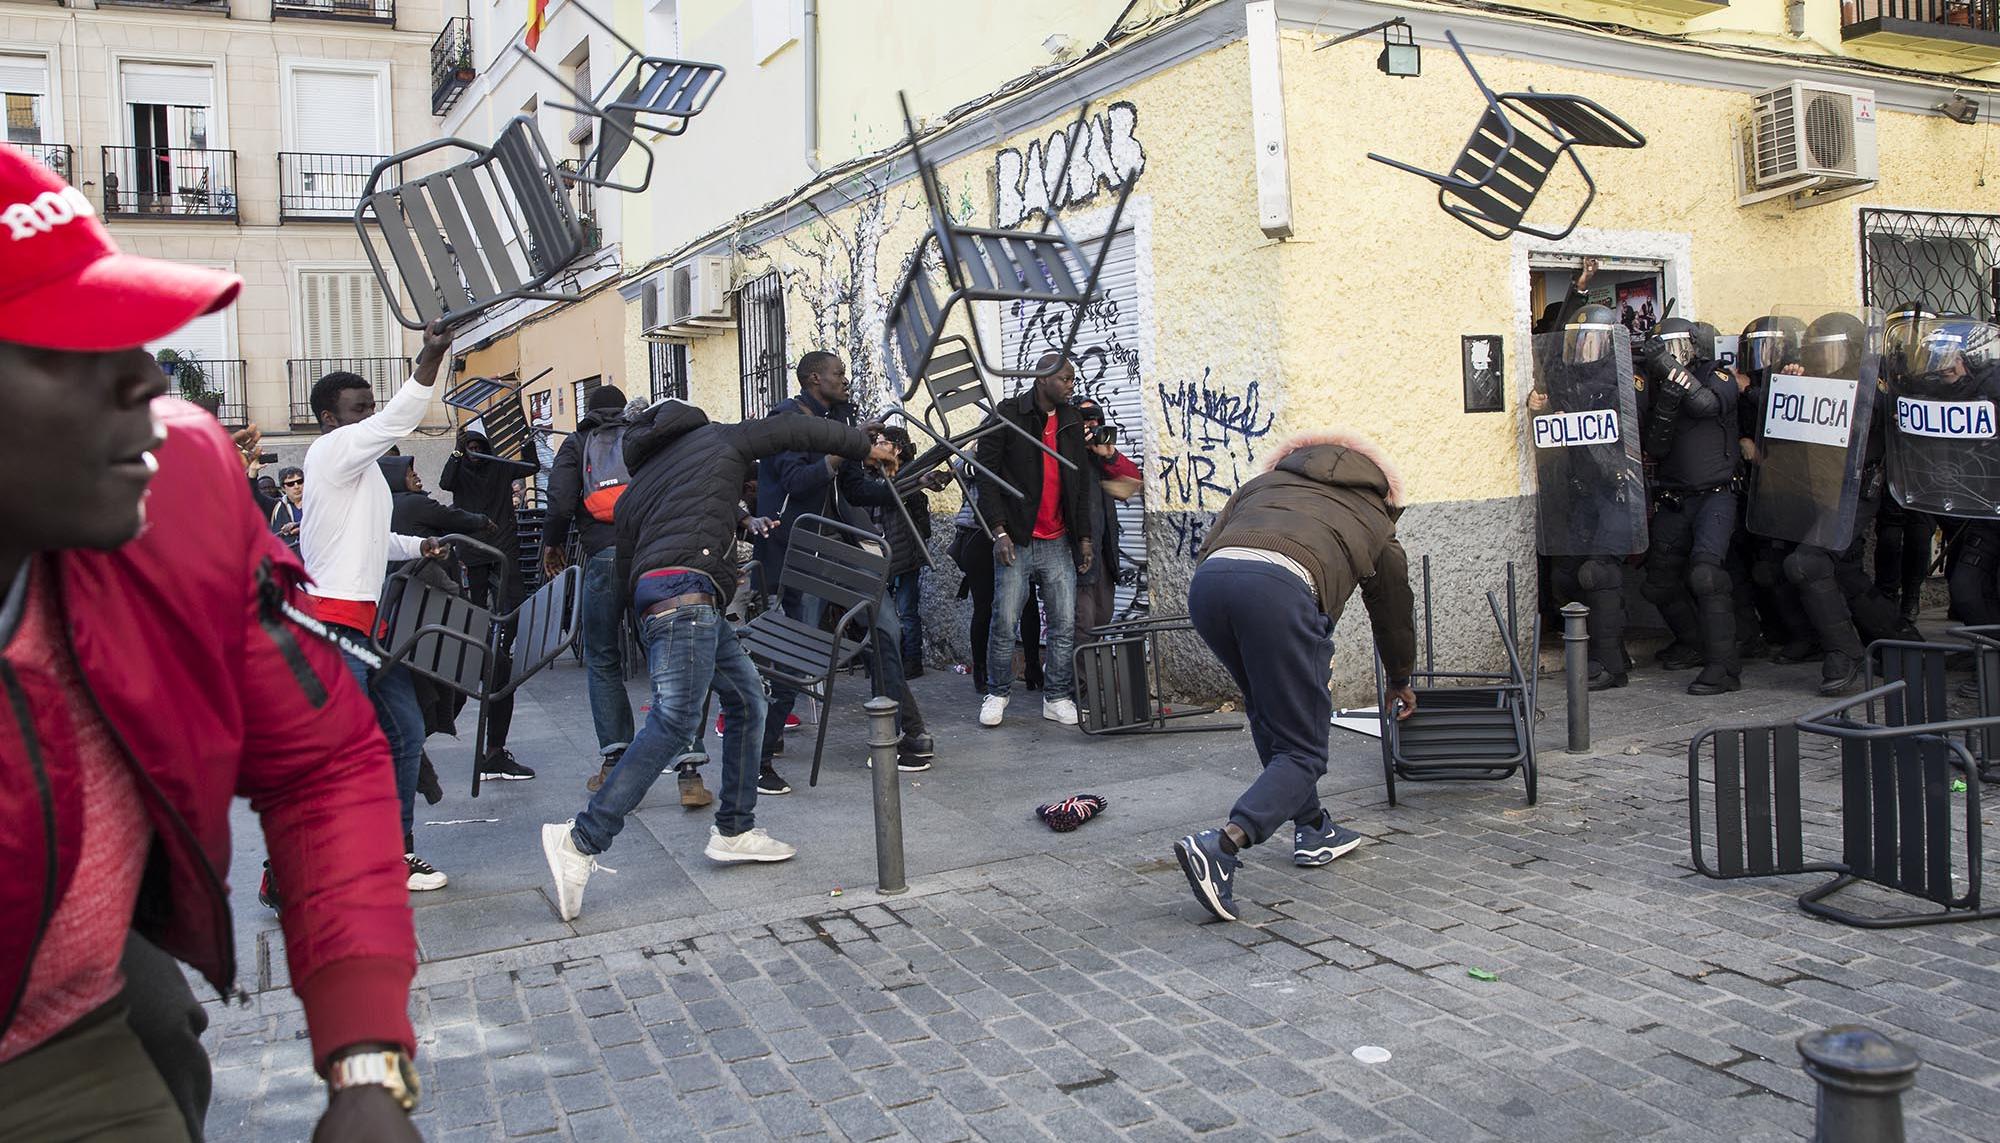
[1197, 433, 1417, 681]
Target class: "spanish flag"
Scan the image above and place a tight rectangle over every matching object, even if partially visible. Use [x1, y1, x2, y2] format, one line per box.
[526, 0, 548, 51]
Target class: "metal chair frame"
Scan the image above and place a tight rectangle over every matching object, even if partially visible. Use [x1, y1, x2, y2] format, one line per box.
[1366, 31, 1644, 241]
[882, 92, 1134, 391]
[506, 1, 725, 193]
[373, 534, 584, 795]
[738, 515, 891, 787]
[1372, 558, 1540, 805]
[443, 366, 551, 476]
[1072, 615, 1240, 736]
[356, 116, 587, 330]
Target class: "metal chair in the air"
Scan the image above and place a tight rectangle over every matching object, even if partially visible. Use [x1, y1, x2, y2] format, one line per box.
[356, 115, 588, 330]
[374, 535, 584, 795]
[1366, 31, 1644, 241]
[884, 335, 1074, 513]
[443, 366, 550, 478]
[737, 515, 892, 787]
[881, 92, 1135, 389]
[1373, 559, 1539, 805]
[505, 2, 725, 193]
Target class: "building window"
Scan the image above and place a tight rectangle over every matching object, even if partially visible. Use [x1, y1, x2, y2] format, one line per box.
[736, 271, 786, 419]
[1861, 209, 2000, 323]
[281, 65, 387, 220]
[645, 0, 681, 57]
[0, 54, 49, 145]
[574, 375, 603, 420]
[649, 340, 688, 402]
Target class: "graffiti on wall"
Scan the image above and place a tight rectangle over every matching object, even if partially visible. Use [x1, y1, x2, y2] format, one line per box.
[995, 102, 1146, 229]
[1151, 368, 1281, 566]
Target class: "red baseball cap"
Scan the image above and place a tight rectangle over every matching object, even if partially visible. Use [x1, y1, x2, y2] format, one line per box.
[0, 143, 240, 352]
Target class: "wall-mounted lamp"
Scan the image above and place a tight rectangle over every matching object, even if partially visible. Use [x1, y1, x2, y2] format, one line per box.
[1313, 16, 1421, 79]
[1940, 90, 1981, 126]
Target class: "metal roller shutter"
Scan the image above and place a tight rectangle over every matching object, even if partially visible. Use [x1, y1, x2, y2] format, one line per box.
[290, 69, 382, 154]
[0, 55, 47, 97]
[1000, 227, 1148, 617]
[121, 62, 214, 108]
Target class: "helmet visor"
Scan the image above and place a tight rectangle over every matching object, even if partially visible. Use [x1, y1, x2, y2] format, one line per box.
[1910, 328, 1970, 379]
[1660, 330, 1695, 367]
[1802, 333, 1851, 377]
[1565, 322, 1615, 365]
[1741, 329, 1787, 373]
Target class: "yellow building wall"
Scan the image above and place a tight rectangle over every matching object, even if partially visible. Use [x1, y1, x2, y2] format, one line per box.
[458, 285, 630, 438]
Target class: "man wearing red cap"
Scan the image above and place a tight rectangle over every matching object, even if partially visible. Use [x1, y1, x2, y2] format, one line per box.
[0, 146, 421, 1137]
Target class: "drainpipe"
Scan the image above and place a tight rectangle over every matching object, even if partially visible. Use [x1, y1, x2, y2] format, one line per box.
[803, 0, 821, 172]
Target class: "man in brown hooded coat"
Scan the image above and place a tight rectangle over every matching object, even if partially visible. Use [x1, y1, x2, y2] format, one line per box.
[1173, 433, 1419, 922]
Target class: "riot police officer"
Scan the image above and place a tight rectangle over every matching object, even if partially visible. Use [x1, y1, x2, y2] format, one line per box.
[1529, 304, 1645, 690]
[1735, 315, 1819, 663]
[1897, 319, 2000, 625]
[1874, 300, 1939, 620]
[1637, 317, 1742, 695]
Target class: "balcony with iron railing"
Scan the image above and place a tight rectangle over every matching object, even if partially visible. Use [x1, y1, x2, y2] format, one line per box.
[287, 357, 410, 429]
[13, 143, 73, 181]
[432, 18, 476, 117]
[279, 153, 397, 222]
[1843, 0, 2000, 59]
[556, 159, 602, 254]
[101, 146, 239, 221]
[95, 0, 230, 13]
[273, 0, 394, 23]
[168, 359, 248, 428]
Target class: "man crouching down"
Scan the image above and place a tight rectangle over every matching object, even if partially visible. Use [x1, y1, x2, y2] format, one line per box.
[1174, 432, 1419, 923]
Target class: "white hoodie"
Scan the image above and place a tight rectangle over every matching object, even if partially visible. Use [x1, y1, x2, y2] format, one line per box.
[300, 376, 435, 604]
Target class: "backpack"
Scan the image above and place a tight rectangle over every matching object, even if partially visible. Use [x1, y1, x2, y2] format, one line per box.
[580, 423, 632, 522]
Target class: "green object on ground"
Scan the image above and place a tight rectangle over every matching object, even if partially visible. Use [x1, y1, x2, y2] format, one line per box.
[1952, 779, 1969, 793]
[1468, 968, 1498, 982]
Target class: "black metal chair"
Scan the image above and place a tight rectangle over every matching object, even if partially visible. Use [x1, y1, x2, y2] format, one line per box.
[881, 92, 1134, 390]
[1944, 625, 2000, 782]
[506, 1, 724, 193]
[356, 115, 587, 330]
[1366, 31, 1644, 241]
[374, 535, 584, 795]
[1073, 616, 1239, 736]
[443, 367, 549, 477]
[1688, 678, 2000, 928]
[886, 335, 1072, 504]
[738, 515, 891, 786]
[1373, 559, 1539, 805]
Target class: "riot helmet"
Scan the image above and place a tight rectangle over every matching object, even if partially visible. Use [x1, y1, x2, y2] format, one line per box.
[1802, 311, 1868, 378]
[1739, 316, 1790, 375]
[1908, 319, 1997, 388]
[1693, 322, 1719, 362]
[1655, 316, 1698, 367]
[1564, 304, 1618, 365]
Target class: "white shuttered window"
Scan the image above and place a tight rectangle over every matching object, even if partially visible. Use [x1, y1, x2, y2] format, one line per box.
[121, 62, 214, 109]
[297, 270, 395, 359]
[289, 69, 383, 154]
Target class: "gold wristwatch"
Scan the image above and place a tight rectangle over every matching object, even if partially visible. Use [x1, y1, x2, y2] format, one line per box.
[326, 1049, 420, 1112]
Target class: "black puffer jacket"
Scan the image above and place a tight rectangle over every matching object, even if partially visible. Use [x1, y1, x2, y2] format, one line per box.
[974, 388, 1093, 550]
[613, 401, 873, 604]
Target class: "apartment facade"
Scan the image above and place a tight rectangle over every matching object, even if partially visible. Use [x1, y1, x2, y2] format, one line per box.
[0, 0, 463, 437]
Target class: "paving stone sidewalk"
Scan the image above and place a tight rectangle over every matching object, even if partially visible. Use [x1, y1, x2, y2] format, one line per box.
[197, 658, 2000, 1142]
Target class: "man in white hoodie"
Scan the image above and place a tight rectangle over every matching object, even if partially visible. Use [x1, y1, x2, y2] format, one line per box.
[299, 322, 452, 891]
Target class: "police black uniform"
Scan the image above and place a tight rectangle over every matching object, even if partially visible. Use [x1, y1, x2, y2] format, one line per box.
[1637, 317, 1741, 695]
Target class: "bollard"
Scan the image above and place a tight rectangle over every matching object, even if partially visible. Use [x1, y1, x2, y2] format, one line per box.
[864, 696, 908, 895]
[1560, 602, 1591, 753]
[1797, 1026, 1920, 1143]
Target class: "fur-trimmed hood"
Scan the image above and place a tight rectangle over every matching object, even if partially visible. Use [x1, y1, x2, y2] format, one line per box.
[1261, 430, 1405, 509]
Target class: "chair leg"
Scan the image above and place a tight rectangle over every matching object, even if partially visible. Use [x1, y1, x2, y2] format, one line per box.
[808, 690, 832, 788]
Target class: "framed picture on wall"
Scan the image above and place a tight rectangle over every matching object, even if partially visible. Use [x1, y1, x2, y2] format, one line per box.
[528, 390, 553, 427]
[1462, 335, 1504, 414]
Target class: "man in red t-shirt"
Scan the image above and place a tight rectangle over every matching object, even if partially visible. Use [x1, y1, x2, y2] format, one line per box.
[973, 356, 1094, 728]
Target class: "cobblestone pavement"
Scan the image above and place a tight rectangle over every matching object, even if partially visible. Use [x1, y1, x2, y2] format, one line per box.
[196, 659, 2000, 1143]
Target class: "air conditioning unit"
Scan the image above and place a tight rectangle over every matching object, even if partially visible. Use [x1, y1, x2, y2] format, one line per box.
[665, 255, 733, 334]
[1750, 81, 1878, 189]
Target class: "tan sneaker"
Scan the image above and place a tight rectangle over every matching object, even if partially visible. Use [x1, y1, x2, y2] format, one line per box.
[679, 769, 713, 808]
[704, 826, 797, 863]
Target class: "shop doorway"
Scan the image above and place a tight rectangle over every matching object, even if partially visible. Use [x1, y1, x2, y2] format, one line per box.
[1529, 254, 1675, 338]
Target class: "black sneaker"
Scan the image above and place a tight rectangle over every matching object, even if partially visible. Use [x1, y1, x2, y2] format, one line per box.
[898, 733, 935, 759]
[478, 749, 536, 781]
[757, 764, 792, 796]
[257, 860, 281, 912]
[868, 751, 934, 773]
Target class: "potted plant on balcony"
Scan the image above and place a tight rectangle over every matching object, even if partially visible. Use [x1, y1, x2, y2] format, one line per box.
[156, 349, 222, 415]
[1947, 0, 1974, 26]
[454, 47, 476, 83]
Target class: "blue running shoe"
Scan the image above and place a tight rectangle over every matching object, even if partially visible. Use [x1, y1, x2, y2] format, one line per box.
[1174, 830, 1240, 921]
[1294, 815, 1364, 867]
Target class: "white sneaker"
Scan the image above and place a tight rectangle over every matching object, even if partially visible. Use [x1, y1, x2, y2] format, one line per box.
[1043, 697, 1079, 725]
[704, 826, 798, 864]
[979, 694, 1008, 727]
[541, 821, 613, 921]
[404, 853, 447, 892]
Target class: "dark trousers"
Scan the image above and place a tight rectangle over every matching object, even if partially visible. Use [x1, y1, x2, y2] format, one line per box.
[120, 933, 209, 1141]
[958, 528, 996, 691]
[1075, 565, 1116, 644]
[463, 570, 515, 752]
[0, 1002, 189, 1141]
[1188, 559, 1334, 848]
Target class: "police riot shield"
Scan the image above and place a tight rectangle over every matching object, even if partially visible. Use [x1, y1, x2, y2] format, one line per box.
[1529, 327, 1646, 556]
[1885, 318, 2000, 519]
[1744, 306, 1883, 549]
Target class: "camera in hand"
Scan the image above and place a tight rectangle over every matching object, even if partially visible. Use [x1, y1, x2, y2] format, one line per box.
[256, 451, 279, 464]
[1086, 422, 1120, 448]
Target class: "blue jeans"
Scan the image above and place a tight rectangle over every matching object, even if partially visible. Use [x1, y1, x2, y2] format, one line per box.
[1187, 560, 1334, 848]
[987, 538, 1076, 700]
[335, 631, 424, 844]
[762, 588, 914, 761]
[887, 570, 923, 664]
[573, 604, 766, 852]
[581, 549, 635, 758]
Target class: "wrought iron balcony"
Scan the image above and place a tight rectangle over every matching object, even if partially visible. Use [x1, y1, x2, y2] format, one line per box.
[432, 18, 476, 117]
[101, 146, 239, 221]
[280, 152, 396, 221]
[557, 159, 602, 253]
[273, 0, 394, 23]
[287, 357, 410, 429]
[161, 357, 248, 428]
[95, 0, 230, 13]
[13, 143, 72, 181]
[1843, 0, 2000, 59]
